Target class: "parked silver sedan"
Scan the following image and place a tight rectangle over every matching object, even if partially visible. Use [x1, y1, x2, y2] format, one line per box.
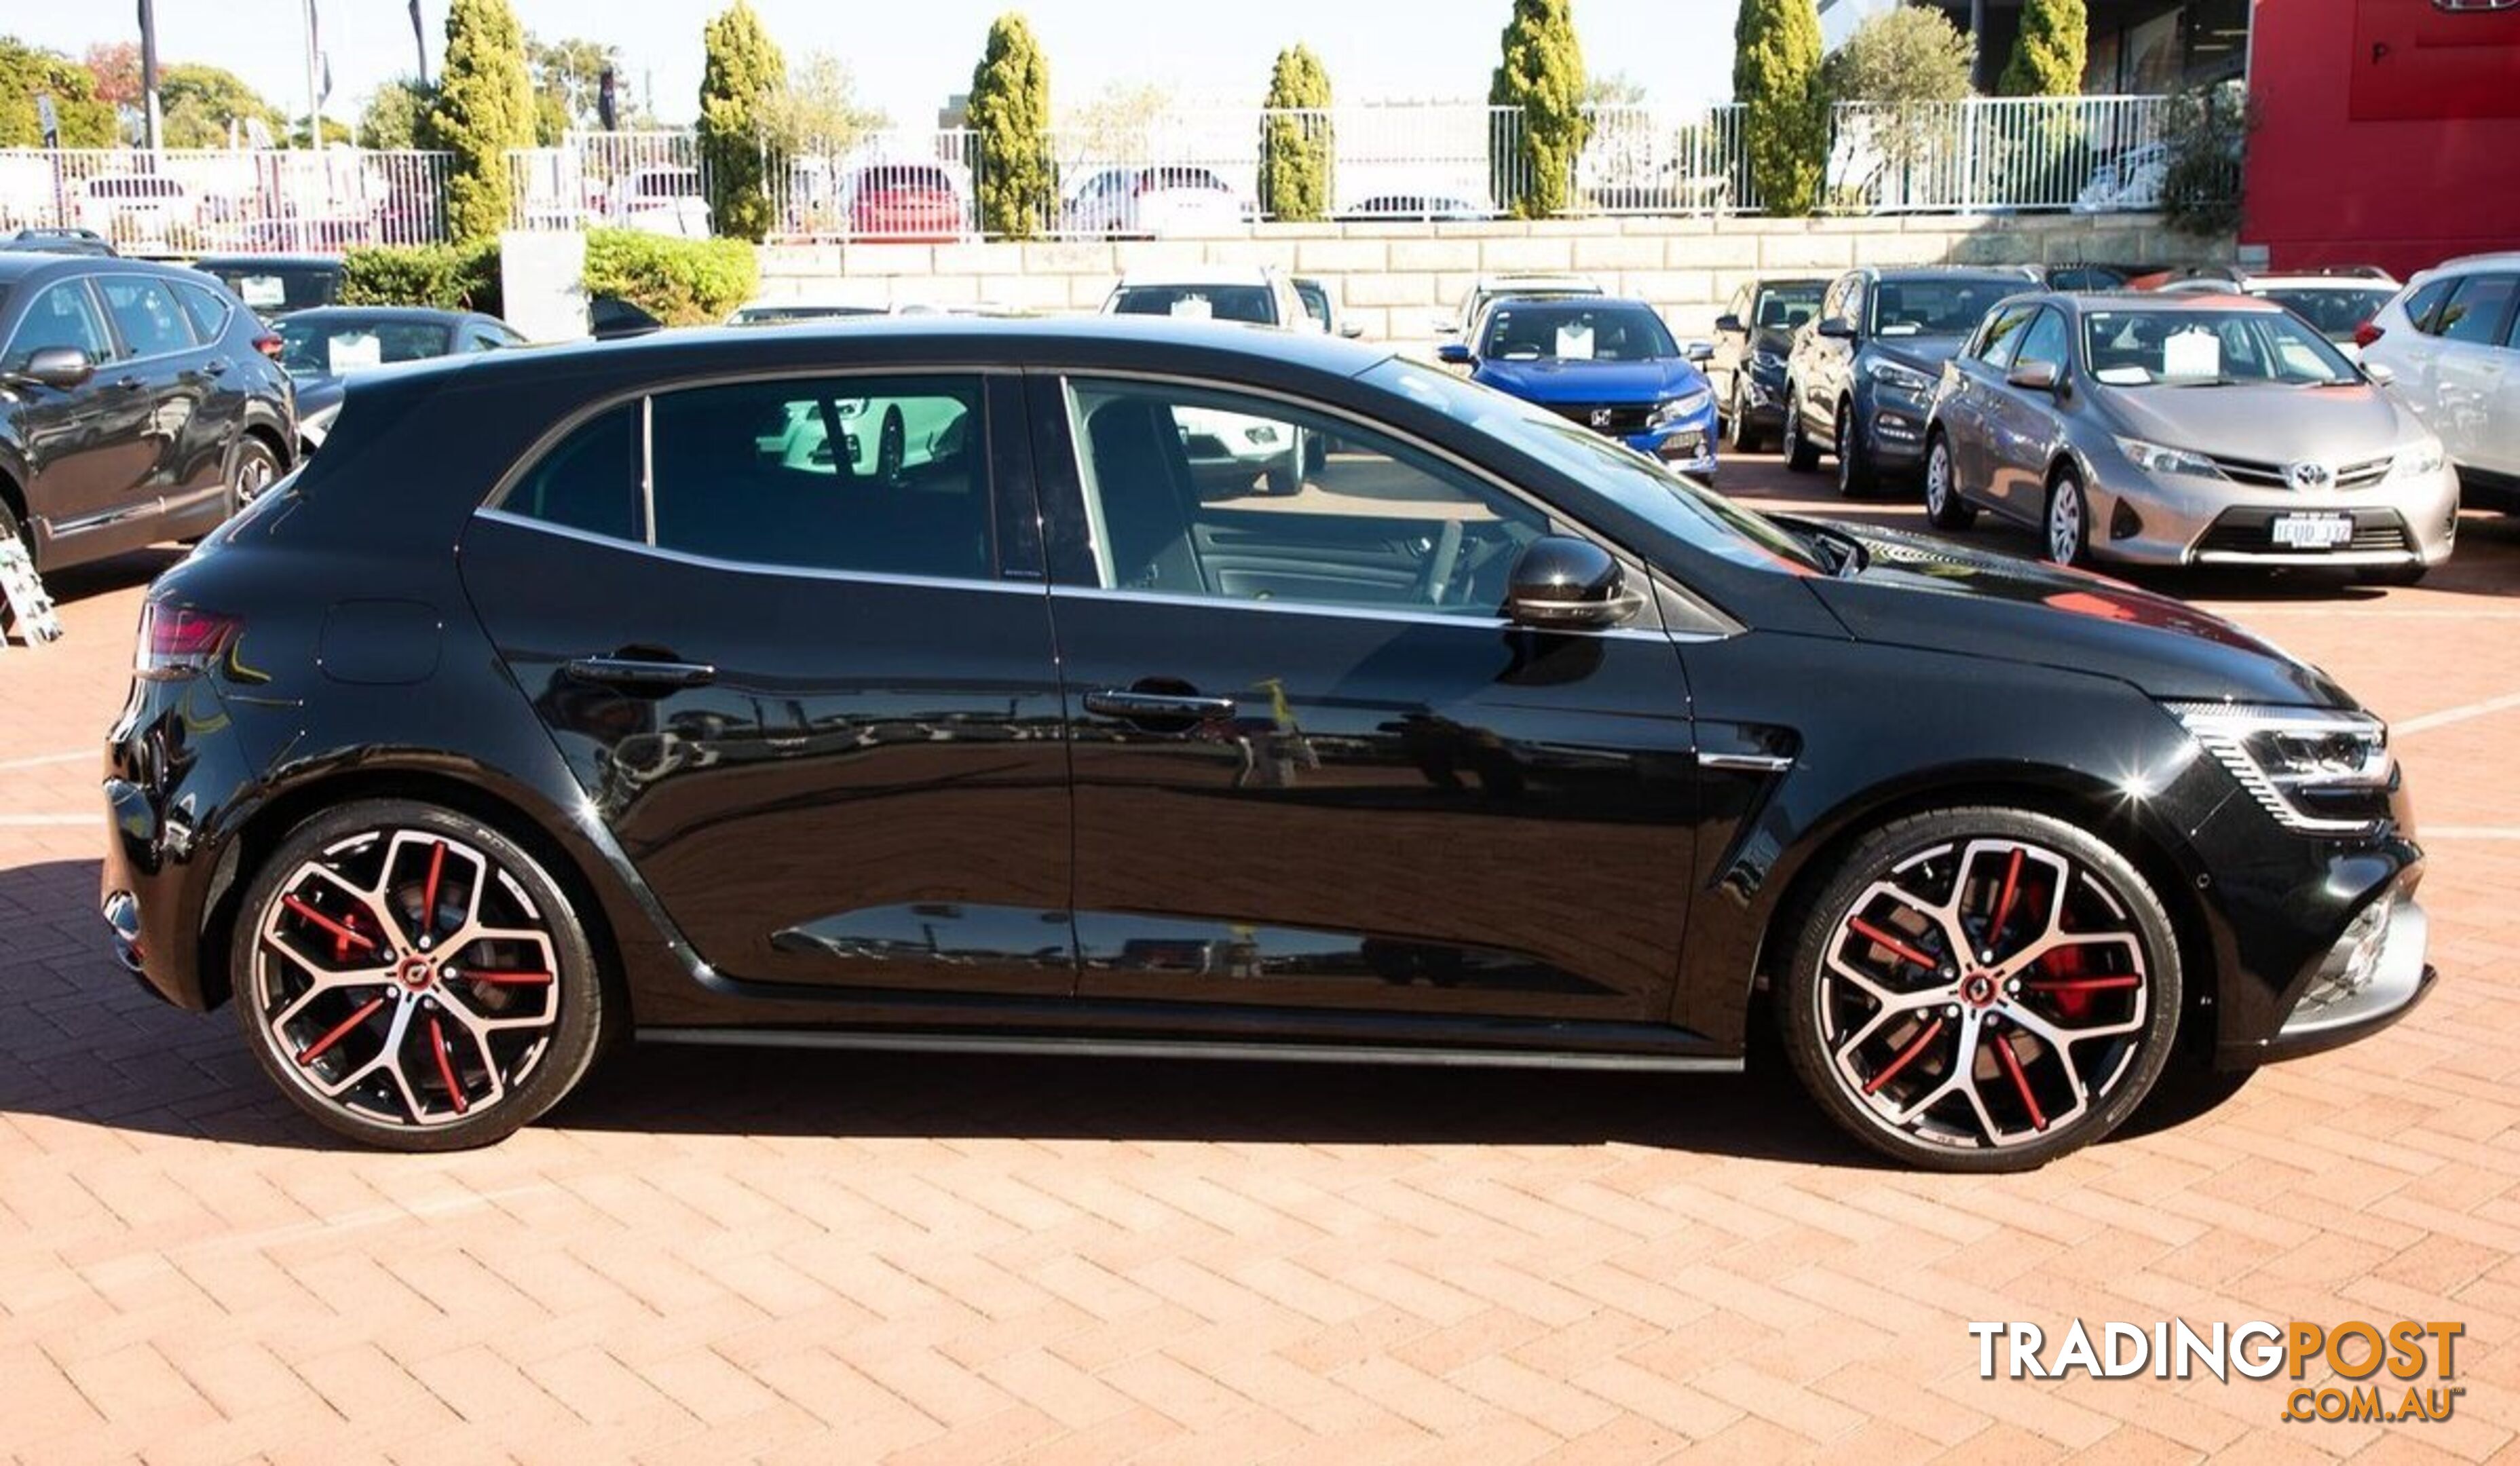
[1921, 291, 2458, 584]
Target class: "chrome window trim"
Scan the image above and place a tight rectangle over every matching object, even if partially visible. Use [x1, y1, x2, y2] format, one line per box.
[1046, 582, 1701, 642]
[474, 506, 1046, 597]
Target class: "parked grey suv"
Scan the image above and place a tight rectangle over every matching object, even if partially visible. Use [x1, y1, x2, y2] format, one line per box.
[1784, 266, 2036, 496]
[1921, 291, 2457, 582]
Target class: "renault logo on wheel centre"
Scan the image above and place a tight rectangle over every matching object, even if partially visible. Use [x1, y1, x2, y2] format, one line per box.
[2289, 460, 2334, 490]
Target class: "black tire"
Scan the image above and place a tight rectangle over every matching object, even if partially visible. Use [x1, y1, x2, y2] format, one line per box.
[231, 436, 282, 508]
[1923, 432, 1977, 530]
[1727, 381, 1763, 453]
[1778, 806, 2183, 1172]
[1835, 399, 1878, 498]
[231, 799, 608, 1150]
[876, 405, 905, 481]
[1782, 390, 1821, 472]
[2043, 467, 2091, 568]
[2354, 563, 2429, 587]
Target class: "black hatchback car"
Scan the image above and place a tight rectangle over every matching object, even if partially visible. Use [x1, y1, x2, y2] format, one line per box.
[102, 320, 2431, 1169]
[1, 253, 293, 578]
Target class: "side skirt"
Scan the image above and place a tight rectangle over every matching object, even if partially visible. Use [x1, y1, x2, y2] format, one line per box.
[635, 1027, 1745, 1074]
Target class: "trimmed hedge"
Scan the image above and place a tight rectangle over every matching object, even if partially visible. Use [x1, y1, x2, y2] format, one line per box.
[582, 229, 758, 326]
[339, 240, 504, 315]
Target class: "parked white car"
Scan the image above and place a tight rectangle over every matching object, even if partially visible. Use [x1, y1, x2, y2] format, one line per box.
[2358, 252, 2520, 510]
[2160, 267, 2401, 358]
[1099, 267, 1312, 493]
[607, 166, 712, 238]
[1061, 166, 1246, 238]
[75, 174, 195, 250]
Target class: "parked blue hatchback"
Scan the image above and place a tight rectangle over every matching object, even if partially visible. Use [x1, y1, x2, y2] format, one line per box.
[1438, 296, 1720, 479]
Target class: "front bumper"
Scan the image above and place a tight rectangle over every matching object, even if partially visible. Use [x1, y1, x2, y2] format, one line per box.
[2083, 462, 2462, 568]
[1622, 416, 1718, 475]
[2223, 886, 2434, 1066]
[1862, 391, 1934, 470]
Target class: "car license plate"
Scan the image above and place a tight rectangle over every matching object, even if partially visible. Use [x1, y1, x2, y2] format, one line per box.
[2271, 513, 2352, 550]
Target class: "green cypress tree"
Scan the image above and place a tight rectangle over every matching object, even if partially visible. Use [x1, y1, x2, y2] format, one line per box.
[968, 14, 1053, 240]
[1733, 0, 1828, 217]
[1260, 45, 1333, 223]
[428, 0, 537, 243]
[1488, 0, 1589, 219]
[698, 1, 785, 242]
[2000, 0, 2088, 96]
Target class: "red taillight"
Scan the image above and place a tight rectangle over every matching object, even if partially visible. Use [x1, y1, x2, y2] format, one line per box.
[136, 604, 241, 679]
[2354, 321, 2384, 349]
[254, 333, 283, 360]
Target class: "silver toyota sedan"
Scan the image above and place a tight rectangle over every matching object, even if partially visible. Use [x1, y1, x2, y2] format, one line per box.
[1920, 291, 2458, 583]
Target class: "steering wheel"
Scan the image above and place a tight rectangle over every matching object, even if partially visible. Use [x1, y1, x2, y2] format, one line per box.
[1415, 519, 1465, 605]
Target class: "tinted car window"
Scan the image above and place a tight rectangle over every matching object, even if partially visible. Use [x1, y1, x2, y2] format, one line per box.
[649, 375, 991, 579]
[1064, 377, 1549, 612]
[501, 402, 641, 542]
[2438, 274, 2517, 346]
[4, 280, 115, 370]
[1871, 278, 2012, 337]
[1109, 285, 1277, 325]
[174, 280, 233, 341]
[97, 276, 195, 357]
[2257, 287, 2395, 342]
[274, 317, 453, 373]
[2401, 277, 2456, 335]
[202, 261, 339, 314]
[1756, 284, 1822, 331]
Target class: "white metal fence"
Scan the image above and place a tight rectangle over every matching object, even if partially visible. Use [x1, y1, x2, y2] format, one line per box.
[0, 97, 2181, 256]
[0, 148, 449, 254]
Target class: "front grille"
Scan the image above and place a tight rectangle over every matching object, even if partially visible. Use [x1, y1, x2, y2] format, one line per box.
[2207, 453, 2394, 490]
[2194, 506, 2411, 555]
[1547, 402, 1655, 435]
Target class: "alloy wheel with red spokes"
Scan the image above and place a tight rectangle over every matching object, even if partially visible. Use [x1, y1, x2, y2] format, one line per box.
[1784, 809, 2182, 1170]
[236, 802, 603, 1148]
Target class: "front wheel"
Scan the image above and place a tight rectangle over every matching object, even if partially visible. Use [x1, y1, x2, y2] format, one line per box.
[1835, 400, 1878, 498]
[1779, 808, 2183, 1171]
[231, 800, 608, 1150]
[2044, 468, 2091, 568]
[1923, 433, 1976, 529]
[1727, 381, 1762, 453]
[1782, 391, 1821, 472]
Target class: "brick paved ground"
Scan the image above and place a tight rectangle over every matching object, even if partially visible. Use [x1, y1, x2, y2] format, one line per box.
[3, 459, 2516, 1463]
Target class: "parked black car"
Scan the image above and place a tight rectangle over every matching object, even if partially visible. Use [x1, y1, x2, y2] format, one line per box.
[103, 320, 2430, 1169]
[1784, 265, 2037, 495]
[271, 305, 527, 455]
[1709, 276, 1824, 452]
[0, 253, 292, 577]
[189, 254, 345, 320]
[2, 227, 117, 257]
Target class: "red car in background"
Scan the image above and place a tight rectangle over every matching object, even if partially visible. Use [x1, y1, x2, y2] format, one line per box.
[844, 163, 971, 242]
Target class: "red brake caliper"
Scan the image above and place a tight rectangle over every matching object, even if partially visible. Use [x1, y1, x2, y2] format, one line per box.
[2039, 943, 2094, 1019]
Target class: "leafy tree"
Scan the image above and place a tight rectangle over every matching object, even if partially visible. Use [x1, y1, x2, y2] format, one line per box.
[758, 50, 887, 155]
[358, 77, 436, 150]
[1824, 5, 1974, 195]
[0, 37, 115, 147]
[430, 0, 538, 244]
[967, 13, 1053, 239]
[1488, 0, 1589, 219]
[1260, 44, 1332, 222]
[1582, 71, 1645, 108]
[156, 62, 281, 148]
[1733, 0, 1827, 216]
[698, 1, 785, 242]
[2159, 81, 2250, 238]
[289, 115, 356, 148]
[529, 35, 618, 144]
[82, 42, 140, 109]
[2000, 0, 2088, 96]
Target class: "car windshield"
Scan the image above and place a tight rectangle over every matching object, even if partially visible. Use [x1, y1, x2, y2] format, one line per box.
[635, 170, 700, 198]
[1755, 284, 1824, 330]
[2256, 287, 2397, 343]
[1480, 303, 1679, 362]
[204, 262, 338, 314]
[1110, 285, 1275, 324]
[273, 316, 454, 375]
[1363, 358, 1824, 576]
[1871, 278, 2017, 337]
[2081, 308, 2360, 387]
[1140, 168, 1228, 193]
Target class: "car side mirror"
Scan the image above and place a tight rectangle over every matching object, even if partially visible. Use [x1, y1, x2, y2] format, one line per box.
[1504, 536, 1644, 630]
[1435, 341, 1473, 366]
[2006, 359, 2062, 392]
[2361, 361, 2394, 388]
[7, 345, 94, 390]
[1818, 318, 1859, 341]
[1684, 339, 1715, 364]
[1338, 321, 1365, 339]
[1713, 314, 1744, 335]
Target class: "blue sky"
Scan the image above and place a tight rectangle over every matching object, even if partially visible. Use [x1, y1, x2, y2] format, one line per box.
[18, 1, 1746, 132]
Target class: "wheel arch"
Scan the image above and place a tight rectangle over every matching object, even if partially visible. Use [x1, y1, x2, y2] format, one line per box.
[1742, 771, 2223, 1069]
[199, 764, 631, 1023]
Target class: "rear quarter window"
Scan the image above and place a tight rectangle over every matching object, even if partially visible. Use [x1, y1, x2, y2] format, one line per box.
[497, 402, 642, 543]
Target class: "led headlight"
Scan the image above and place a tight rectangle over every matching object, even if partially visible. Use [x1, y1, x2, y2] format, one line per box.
[1865, 360, 1936, 397]
[1750, 348, 1786, 373]
[2114, 436, 2223, 478]
[2395, 439, 2445, 478]
[2166, 702, 2394, 835]
[1649, 389, 1712, 428]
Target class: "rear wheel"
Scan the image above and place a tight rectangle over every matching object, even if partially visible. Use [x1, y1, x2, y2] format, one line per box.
[1923, 432, 1976, 529]
[1782, 390, 1821, 472]
[1779, 808, 2183, 1171]
[231, 800, 607, 1150]
[232, 436, 281, 506]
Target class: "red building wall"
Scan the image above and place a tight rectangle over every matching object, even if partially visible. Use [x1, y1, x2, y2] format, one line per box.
[2242, 0, 2520, 278]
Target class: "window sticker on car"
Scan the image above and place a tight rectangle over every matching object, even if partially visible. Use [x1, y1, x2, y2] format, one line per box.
[1169, 297, 1214, 320]
[2095, 365, 2150, 386]
[1554, 322, 1596, 360]
[327, 332, 383, 372]
[2163, 327, 2221, 379]
[238, 276, 286, 308]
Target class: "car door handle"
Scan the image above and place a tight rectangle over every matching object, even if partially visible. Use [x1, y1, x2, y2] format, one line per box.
[198, 358, 231, 378]
[112, 375, 146, 392]
[565, 654, 717, 691]
[1083, 688, 1237, 722]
